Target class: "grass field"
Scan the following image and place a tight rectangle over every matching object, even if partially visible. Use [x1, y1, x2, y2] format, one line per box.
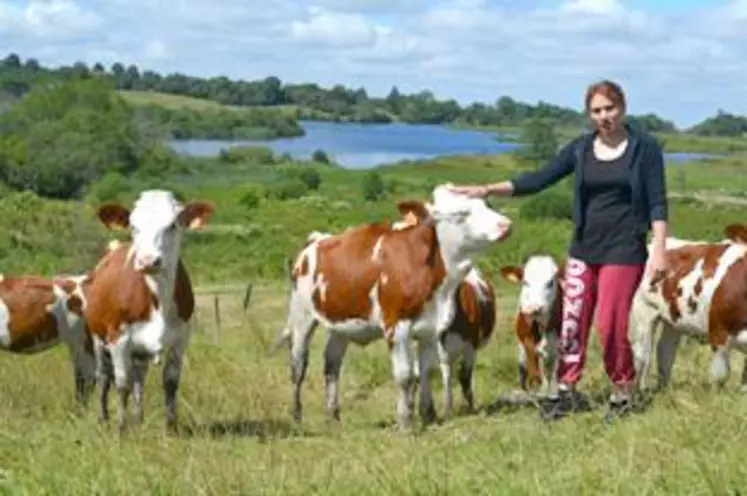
[118, 90, 332, 119]
[1, 281, 745, 494]
[3, 145, 747, 494]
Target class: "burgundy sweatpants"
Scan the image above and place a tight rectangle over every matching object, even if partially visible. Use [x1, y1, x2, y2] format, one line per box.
[557, 258, 645, 388]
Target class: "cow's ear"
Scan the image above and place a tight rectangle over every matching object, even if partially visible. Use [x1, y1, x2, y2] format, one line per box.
[97, 204, 130, 230]
[178, 201, 215, 230]
[397, 200, 430, 221]
[725, 223, 747, 243]
[499, 266, 523, 284]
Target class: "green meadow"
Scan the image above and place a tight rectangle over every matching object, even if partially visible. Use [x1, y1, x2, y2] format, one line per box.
[1, 69, 747, 494]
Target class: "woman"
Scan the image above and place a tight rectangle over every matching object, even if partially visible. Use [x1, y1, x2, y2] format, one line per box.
[449, 79, 669, 422]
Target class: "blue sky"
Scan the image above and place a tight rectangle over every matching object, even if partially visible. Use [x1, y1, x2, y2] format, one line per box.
[1, 0, 745, 127]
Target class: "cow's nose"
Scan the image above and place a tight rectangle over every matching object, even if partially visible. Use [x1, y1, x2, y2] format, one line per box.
[497, 220, 513, 241]
[526, 305, 541, 316]
[138, 255, 163, 272]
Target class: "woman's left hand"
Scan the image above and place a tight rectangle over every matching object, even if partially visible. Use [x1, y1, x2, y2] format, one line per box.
[648, 244, 669, 281]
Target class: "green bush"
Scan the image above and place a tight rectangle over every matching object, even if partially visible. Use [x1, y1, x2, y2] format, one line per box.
[297, 168, 322, 190]
[85, 172, 134, 204]
[266, 178, 308, 201]
[238, 186, 263, 210]
[219, 146, 276, 165]
[311, 149, 331, 164]
[519, 189, 573, 221]
[0, 78, 160, 199]
[362, 171, 385, 201]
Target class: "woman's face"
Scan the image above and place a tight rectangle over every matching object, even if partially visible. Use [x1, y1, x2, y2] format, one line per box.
[588, 92, 624, 134]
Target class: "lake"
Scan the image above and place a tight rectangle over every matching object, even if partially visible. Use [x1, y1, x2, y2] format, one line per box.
[170, 120, 715, 169]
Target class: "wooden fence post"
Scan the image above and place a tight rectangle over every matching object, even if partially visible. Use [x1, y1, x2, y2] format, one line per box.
[213, 293, 221, 343]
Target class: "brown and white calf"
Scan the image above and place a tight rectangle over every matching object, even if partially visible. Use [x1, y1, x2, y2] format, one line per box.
[82, 190, 213, 433]
[279, 184, 512, 429]
[499, 254, 565, 398]
[629, 223, 747, 393]
[0, 274, 96, 405]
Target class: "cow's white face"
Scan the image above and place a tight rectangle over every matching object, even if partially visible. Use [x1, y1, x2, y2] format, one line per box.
[97, 190, 214, 274]
[501, 255, 561, 320]
[429, 184, 513, 255]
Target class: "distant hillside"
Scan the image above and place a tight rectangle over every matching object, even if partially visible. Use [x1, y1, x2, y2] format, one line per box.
[0, 52, 677, 132]
[2, 52, 742, 136]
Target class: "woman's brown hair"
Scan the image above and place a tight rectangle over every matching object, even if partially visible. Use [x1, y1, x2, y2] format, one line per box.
[584, 79, 626, 112]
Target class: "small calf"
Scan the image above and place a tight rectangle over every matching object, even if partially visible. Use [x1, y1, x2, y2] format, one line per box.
[0, 274, 96, 406]
[499, 254, 564, 398]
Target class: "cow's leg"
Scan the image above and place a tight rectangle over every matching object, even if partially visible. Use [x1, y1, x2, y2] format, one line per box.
[709, 333, 733, 389]
[539, 332, 560, 400]
[94, 336, 113, 424]
[416, 338, 437, 425]
[733, 331, 747, 393]
[628, 292, 660, 393]
[388, 321, 415, 431]
[517, 342, 528, 391]
[655, 322, 681, 390]
[437, 332, 462, 419]
[67, 337, 96, 410]
[131, 355, 150, 425]
[289, 314, 318, 424]
[323, 331, 348, 423]
[458, 342, 477, 413]
[162, 325, 191, 434]
[108, 334, 133, 434]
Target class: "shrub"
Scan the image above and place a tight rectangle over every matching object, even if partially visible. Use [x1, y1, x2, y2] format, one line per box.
[362, 171, 385, 201]
[297, 168, 322, 190]
[219, 146, 276, 165]
[238, 186, 263, 210]
[311, 149, 331, 164]
[519, 189, 573, 221]
[266, 178, 308, 201]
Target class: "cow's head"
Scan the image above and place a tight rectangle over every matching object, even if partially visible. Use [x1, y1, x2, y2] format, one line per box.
[500, 255, 563, 322]
[97, 190, 214, 274]
[425, 184, 513, 255]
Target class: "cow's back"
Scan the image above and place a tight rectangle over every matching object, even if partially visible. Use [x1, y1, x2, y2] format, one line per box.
[376, 222, 446, 326]
[0, 277, 64, 353]
[304, 224, 387, 322]
[642, 242, 747, 334]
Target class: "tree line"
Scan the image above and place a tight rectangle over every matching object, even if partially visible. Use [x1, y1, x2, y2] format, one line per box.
[4, 52, 739, 135]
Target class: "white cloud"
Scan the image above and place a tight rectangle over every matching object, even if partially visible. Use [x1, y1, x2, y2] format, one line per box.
[560, 0, 625, 16]
[1, 0, 746, 126]
[1, 0, 102, 40]
[144, 39, 167, 60]
[290, 7, 378, 48]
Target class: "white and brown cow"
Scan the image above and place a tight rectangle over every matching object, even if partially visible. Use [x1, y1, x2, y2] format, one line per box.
[294, 207, 500, 423]
[0, 273, 96, 406]
[278, 184, 512, 429]
[499, 254, 564, 399]
[630, 223, 747, 393]
[394, 205, 498, 415]
[82, 190, 214, 433]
